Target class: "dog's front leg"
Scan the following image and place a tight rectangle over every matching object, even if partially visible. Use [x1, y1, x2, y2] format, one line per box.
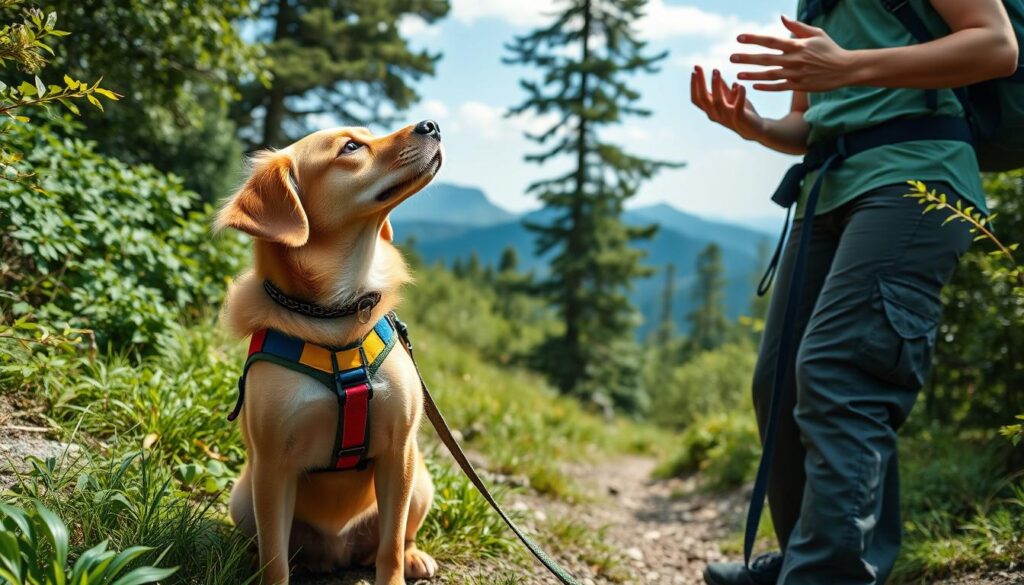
[374, 442, 416, 585]
[252, 459, 297, 585]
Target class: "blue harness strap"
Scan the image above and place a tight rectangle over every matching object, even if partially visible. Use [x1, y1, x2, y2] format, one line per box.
[746, 115, 973, 572]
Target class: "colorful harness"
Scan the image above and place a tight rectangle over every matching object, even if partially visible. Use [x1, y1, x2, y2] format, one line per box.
[227, 315, 398, 472]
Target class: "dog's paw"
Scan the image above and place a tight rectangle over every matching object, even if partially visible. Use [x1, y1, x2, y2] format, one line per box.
[404, 545, 437, 580]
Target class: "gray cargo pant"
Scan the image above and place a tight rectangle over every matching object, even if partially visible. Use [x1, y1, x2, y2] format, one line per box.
[753, 182, 973, 584]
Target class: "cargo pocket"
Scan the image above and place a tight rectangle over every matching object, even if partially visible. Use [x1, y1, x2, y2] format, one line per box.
[857, 277, 940, 390]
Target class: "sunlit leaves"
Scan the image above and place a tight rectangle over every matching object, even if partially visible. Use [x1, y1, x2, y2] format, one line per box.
[0, 1, 120, 185]
[907, 177, 1024, 449]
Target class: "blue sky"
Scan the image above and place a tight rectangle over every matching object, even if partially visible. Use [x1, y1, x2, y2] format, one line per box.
[369, 0, 799, 224]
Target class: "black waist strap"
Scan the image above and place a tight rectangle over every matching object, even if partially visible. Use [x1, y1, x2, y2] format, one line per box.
[758, 115, 972, 295]
[745, 114, 973, 571]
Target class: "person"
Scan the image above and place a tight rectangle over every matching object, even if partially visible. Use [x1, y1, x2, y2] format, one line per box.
[690, 2, 1018, 584]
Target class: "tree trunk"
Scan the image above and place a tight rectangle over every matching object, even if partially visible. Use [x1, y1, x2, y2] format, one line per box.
[261, 0, 290, 148]
[562, 0, 592, 395]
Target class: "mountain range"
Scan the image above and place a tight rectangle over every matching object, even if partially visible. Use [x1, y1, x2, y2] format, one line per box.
[392, 182, 775, 337]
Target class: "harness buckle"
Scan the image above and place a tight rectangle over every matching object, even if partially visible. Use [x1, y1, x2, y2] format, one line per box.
[336, 445, 367, 459]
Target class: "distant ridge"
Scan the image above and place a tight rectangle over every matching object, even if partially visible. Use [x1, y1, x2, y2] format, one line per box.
[391, 184, 772, 336]
[392, 182, 516, 227]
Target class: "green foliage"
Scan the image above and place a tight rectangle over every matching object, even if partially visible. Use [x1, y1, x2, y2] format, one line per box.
[44, 0, 263, 199]
[654, 411, 760, 492]
[905, 176, 1024, 450]
[238, 0, 450, 147]
[0, 124, 246, 349]
[0, 499, 177, 585]
[686, 243, 729, 353]
[0, 2, 118, 183]
[506, 0, 682, 411]
[647, 342, 756, 430]
[8, 454, 254, 585]
[892, 432, 1024, 582]
[402, 262, 556, 365]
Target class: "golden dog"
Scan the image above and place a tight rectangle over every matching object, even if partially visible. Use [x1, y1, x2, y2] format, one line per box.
[217, 121, 443, 585]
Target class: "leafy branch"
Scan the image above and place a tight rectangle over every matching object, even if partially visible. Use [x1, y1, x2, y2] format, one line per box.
[0, 2, 120, 184]
[0, 316, 94, 354]
[904, 180, 1022, 288]
[904, 180, 1024, 446]
[0, 5, 66, 74]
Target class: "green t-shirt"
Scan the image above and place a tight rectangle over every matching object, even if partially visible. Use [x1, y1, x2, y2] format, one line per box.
[796, 0, 987, 217]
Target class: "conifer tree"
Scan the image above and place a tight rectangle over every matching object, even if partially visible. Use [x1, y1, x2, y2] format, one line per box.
[687, 243, 728, 352]
[657, 263, 677, 346]
[506, 0, 680, 408]
[240, 0, 449, 147]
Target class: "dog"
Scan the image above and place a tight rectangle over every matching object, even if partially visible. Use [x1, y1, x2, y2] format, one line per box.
[216, 120, 444, 585]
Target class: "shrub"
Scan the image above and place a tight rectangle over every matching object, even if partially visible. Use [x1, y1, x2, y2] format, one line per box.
[655, 411, 760, 492]
[648, 342, 757, 430]
[0, 123, 246, 350]
[400, 262, 557, 365]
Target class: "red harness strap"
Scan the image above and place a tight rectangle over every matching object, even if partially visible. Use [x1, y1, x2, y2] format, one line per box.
[333, 380, 371, 470]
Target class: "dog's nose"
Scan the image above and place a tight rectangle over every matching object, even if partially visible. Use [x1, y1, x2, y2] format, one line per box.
[413, 119, 440, 138]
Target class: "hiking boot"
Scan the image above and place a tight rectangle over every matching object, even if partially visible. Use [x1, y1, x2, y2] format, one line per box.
[703, 552, 783, 585]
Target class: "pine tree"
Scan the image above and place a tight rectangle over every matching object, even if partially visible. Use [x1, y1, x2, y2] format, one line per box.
[499, 246, 519, 274]
[240, 0, 449, 148]
[657, 263, 677, 345]
[506, 0, 681, 409]
[686, 243, 729, 353]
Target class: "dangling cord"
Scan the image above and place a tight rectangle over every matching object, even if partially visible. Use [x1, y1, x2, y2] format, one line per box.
[758, 205, 793, 297]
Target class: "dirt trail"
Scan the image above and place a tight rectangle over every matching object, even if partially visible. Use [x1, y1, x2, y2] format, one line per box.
[502, 456, 746, 585]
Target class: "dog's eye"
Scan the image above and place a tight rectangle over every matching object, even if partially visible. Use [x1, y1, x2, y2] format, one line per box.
[339, 141, 364, 156]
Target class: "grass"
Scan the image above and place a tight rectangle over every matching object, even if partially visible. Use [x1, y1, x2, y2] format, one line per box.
[541, 515, 630, 583]
[0, 299, 664, 582]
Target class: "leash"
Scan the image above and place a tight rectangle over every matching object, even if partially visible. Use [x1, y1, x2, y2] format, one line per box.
[389, 314, 581, 585]
[743, 115, 974, 572]
[743, 151, 833, 573]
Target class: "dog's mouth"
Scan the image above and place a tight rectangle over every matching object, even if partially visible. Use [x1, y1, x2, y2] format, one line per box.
[375, 149, 443, 203]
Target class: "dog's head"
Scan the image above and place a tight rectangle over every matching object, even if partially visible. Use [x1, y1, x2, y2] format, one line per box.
[217, 120, 443, 246]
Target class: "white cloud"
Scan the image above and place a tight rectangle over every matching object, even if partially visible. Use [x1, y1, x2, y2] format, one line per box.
[636, 1, 741, 40]
[449, 0, 755, 42]
[449, 0, 551, 27]
[450, 101, 560, 141]
[676, 17, 788, 77]
[421, 99, 450, 120]
[397, 15, 441, 38]
[603, 124, 654, 143]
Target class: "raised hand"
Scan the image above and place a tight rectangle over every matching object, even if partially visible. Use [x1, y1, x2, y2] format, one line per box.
[690, 65, 766, 141]
[731, 15, 854, 92]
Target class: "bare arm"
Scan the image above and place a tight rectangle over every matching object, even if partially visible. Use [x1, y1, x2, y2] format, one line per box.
[760, 91, 809, 155]
[733, 1, 1018, 93]
[852, 0, 1018, 88]
[690, 66, 809, 155]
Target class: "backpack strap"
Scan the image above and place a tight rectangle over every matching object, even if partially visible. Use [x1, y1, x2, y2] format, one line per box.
[799, 0, 839, 24]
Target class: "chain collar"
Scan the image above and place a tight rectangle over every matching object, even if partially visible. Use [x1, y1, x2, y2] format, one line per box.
[263, 280, 381, 322]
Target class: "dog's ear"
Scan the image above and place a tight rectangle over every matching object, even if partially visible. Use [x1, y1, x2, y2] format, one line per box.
[216, 152, 309, 247]
[381, 216, 394, 242]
